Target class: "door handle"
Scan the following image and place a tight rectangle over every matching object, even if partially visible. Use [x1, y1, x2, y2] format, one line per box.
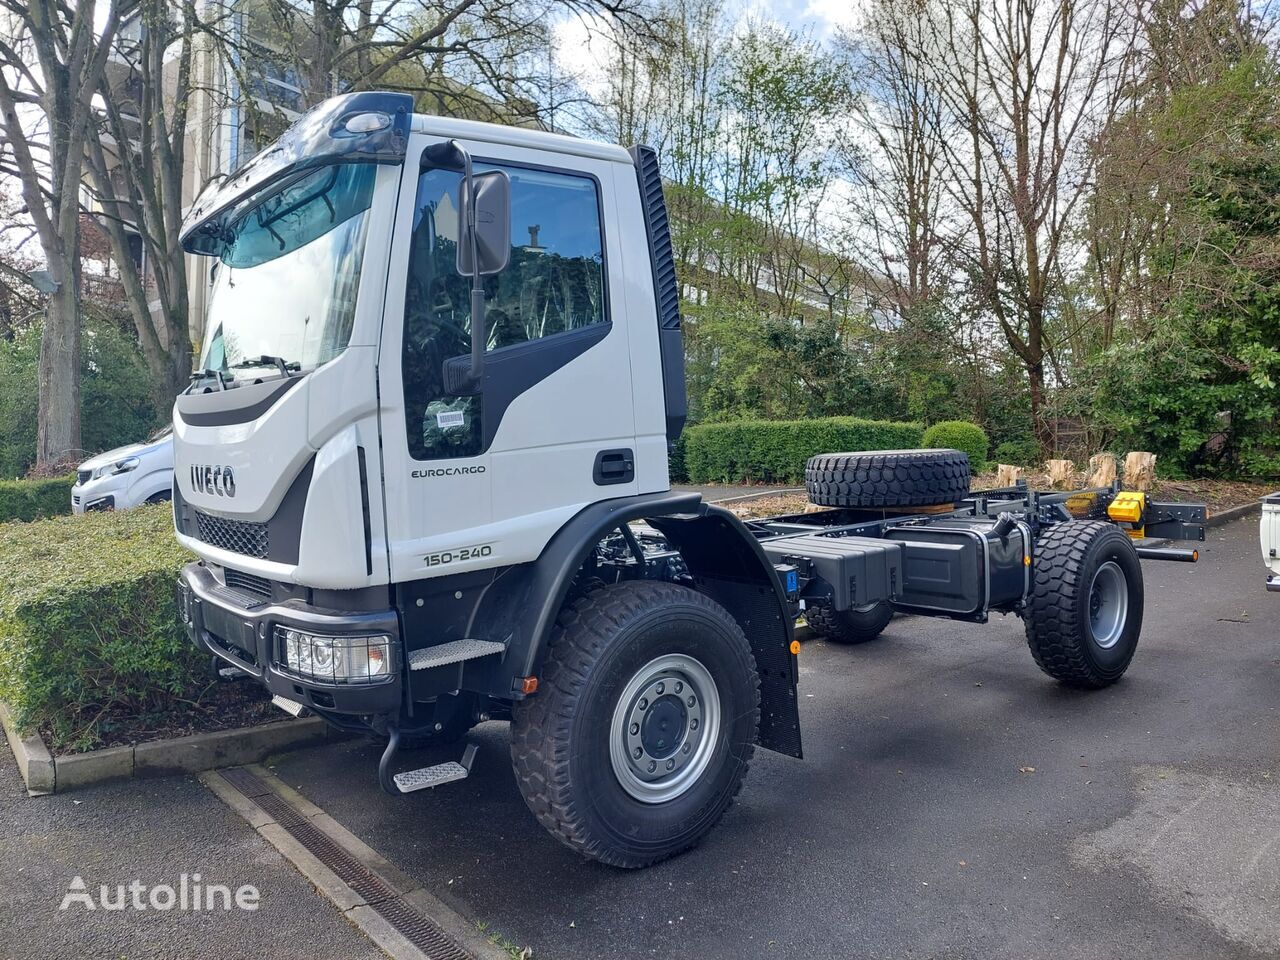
[594, 448, 635, 485]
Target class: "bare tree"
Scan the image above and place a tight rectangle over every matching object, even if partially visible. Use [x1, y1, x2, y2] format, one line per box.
[926, 0, 1136, 445]
[0, 0, 123, 469]
[83, 0, 222, 408]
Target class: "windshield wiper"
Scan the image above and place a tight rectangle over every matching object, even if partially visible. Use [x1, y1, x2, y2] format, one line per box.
[189, 368, 229, 391]
[229, 355, 302, 379]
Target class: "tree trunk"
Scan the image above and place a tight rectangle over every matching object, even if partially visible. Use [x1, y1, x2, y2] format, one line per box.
[1046, 459, 1074, 489]
[1088, 453, 1117, 487]
[36, 277, 81, 470]
[995, 464, 1022, 487]
[1124, 452, 1157, 492]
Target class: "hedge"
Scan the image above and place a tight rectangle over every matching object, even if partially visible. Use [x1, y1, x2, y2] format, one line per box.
[683, 416, 924, 484]
[922, 421, 989, 472]
[0, 475, 75, 522]
[0, 504, 198, 751]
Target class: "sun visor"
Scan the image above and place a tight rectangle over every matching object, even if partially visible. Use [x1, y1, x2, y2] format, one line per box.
[180, 91, 413, 256]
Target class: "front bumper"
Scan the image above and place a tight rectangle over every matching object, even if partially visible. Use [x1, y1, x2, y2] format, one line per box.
[178, 562, 402, 715]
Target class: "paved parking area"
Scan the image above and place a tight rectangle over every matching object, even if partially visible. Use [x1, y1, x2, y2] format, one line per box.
[268, 516, 1280, 959]
[2, 515, 1277, 959]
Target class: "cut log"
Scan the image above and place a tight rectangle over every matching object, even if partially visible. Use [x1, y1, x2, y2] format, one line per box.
[994, 464, 1023, 487]
[1046, 459, 1074, 489]
[1124, 451, 1157, 492]
[1087, 452, 1117, 488]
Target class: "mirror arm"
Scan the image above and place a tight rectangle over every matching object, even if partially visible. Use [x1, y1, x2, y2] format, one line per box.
[463, 151, 485, 383]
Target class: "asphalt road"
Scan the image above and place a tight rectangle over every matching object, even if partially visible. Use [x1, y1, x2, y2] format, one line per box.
[2, 515, 1278, 959]
[270, 516, 1280, 960]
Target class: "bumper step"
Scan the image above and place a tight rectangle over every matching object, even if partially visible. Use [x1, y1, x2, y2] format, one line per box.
[392, 742, 478, 793]
[408, 638, 505, 671]
[271, 694, 312, 718]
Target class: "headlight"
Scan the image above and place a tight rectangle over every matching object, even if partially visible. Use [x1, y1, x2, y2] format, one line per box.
[277, 628, 393, 684]
[95, 456, 140, 479]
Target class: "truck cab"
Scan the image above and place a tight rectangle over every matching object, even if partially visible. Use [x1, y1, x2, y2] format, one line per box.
[174, 91, 796, 867]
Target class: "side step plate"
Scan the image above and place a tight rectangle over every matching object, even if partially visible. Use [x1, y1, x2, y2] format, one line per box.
[408, 638, 505, 671]
[393, 743, 478, 793]
[271, 694, 311, 718]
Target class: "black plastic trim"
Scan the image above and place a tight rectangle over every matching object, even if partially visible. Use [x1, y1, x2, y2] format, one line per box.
[627, 144, 687, 443]
[177, 376, 301, 427]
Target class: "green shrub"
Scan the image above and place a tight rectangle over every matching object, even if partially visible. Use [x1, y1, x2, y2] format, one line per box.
[668, 434, 688, 484]
[0, 505, 197, 751]
[683, 416, 924, 484]
[922, 420, 989, 470]
[992, 439, 1044, 468]
[0, 315, 158, 478]
[0, 475, 75, 522]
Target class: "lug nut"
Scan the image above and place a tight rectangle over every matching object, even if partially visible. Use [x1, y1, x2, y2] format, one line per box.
[675, 682, 683, 693]
[647, 761, 656, 773]
[633, 747, 642, 759]
[687, 696, 695, 707]
[656, 682, 665, 694]
[638, 698, 648, 710]
[630, 723, 639, 735]
[666, 759, 674, 770]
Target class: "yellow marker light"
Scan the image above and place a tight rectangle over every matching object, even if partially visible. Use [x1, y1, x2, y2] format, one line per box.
[1024, 555, 1031, 566]
[1107, 491, 1146, 524]
[789, 640, 801, 655]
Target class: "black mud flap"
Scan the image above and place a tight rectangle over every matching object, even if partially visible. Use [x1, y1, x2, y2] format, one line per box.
[649, 510, 803, 759]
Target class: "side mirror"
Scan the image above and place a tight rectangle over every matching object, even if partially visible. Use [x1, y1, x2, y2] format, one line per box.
[457, 170, 511, 276]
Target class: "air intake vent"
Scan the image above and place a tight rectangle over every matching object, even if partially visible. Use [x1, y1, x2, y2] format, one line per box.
[195, 511, 269, 559]
[224, 568, 272, 601]
[627, 144, 687, 443]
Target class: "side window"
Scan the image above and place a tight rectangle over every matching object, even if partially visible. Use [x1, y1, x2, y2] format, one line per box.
[401, 162, 608, 461]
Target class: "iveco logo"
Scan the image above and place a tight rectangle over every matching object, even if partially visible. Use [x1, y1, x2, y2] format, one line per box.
[191, 464, 236, 497]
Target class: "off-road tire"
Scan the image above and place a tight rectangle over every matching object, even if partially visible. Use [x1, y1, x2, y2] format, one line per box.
[805, 449, 970, 508]
[510, 581, 760, 868]
[1024, 521, 1144, 688]
[806, 601, 894, 644]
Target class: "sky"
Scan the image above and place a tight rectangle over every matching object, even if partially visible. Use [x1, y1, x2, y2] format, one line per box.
[748, 0, 862, 38]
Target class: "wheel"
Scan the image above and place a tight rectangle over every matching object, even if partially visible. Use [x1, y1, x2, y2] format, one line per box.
[805, 449, 970, 508]
[1024, 520, 1144, 688]
[145, 489, 173, 504]
[806, 601, 893, 644]
[511, 581, 760, 868]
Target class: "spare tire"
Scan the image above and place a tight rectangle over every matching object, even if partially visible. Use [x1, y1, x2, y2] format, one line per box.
[805, 449, 970, 508]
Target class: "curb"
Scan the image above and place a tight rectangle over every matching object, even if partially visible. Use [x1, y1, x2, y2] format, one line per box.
[0, 702, 340, 796]
[1205, 500, 1261, 527]
[206, 764, 514, 960]
[708, 486, 804, 505]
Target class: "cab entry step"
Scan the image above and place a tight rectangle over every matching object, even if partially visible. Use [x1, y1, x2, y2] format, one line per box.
[393, 743, 479, 793]
[762, 535, 904, 611]
[408, 638, 505, 671]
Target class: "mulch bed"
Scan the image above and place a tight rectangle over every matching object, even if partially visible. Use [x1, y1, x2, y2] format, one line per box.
[41, 680, 279, 757]
[725, 475, 1273, 521]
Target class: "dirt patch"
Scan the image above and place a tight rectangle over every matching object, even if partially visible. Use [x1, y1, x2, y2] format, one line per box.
[722, 476, 1271, 521]
[972, 470, 1273, 513]
[41, 680, 279, 757]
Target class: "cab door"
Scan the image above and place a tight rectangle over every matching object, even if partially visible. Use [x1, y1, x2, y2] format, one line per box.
[377, 133, 638, 583]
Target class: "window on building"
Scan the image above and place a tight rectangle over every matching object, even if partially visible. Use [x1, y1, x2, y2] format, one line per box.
[401, 162, 607, 461]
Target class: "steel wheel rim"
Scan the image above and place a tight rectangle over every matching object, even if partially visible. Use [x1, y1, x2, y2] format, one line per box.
[1088, 561, 1128, 649]
[609, 653, 721, 804]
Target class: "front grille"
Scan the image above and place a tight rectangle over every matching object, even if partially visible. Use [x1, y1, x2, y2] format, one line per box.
[195, 511, 269, 559]
[224, 569, 272, 601]
[76, 469, 92, 485]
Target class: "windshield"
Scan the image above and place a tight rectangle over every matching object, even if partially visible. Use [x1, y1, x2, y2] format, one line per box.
[199, 163, 376, 380]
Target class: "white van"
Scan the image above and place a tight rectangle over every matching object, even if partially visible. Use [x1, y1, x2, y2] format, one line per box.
[71, 426, 174, 513]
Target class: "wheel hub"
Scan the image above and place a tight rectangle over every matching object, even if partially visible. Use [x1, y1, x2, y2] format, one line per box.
[1088, 560, 1129, 650]
[610, 654, 720, 804]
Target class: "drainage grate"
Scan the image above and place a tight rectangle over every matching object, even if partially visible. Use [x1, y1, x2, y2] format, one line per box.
[217, 767, 473, 960]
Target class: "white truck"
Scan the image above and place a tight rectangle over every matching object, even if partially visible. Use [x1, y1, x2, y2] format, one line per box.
[173, 91, 1208, 868]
